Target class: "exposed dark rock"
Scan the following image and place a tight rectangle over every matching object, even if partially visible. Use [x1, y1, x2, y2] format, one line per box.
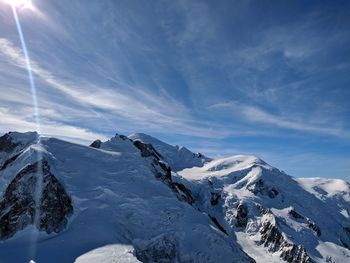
[235, 203, 248, 228]
[256, 204, 272, 215]
[210, 192, 220, 206]
[157, 161, 172, 180]
[0, 133, 19, 152]
[247, 179, 279, 198]
[132, 139, 195, 206]
[195, 152, 204, 158]
[171, 182, 194, 204]
[268, 187, 279, 198]
[0, 160, 73, 239]
[280, 244, 313, 263]
[260, 220, 312, 262]
[288, 210, 321, 236]
[209, 215, 228, 235]
[118, 134, 129, 141]
[260, 221, 285, 252]
[307, 221, 321, 237]
[0, 152, 21, 171]
[135, 234, 177, 263]
[289, 209, 304, 220]
[90, 139, 102, 148]
[133, 140, 162, 160]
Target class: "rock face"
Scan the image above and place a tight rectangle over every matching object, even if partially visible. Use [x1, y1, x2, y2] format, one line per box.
[177, 154, 346, 263]
[1, 131, 349, 263]
[257, 206, 313, 263]
[90, 139, 102, 148]
[235, 202, 248, 228]
[132, 139, 195, 205]
[247, 178, 279, 198]
[128, 133, 211, 171]
[0, 159, 73, 239]
[0, 133, 19, 152]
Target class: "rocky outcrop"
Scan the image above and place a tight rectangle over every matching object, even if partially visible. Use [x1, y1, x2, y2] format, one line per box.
[0, 152, 21, 171]
[308, 221, 321, 237]
[289, 209, 321, 236]
[0, 132, 21, 153]
[133, 140, 163, 160]
[254, 205, 313, 262]
[209, 215, 228, 235]
[90, 139, 102, 148]
[260, 221, 285, 251]
[0, 160, 73, 239]
[210, 192, 220, 206]
[260, 220, 312, 263]
[247, 179, 279, 198]
[235, 202, 248, 228]
[289, 209, 304, 220]
[280, 244, 312, 263]
[132, 139, 195, 205]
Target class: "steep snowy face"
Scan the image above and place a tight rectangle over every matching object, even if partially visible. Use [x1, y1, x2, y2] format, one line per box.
[0, 133, 254, 263]
[177, 156, 350, 263]
[128, 133, 211, 171]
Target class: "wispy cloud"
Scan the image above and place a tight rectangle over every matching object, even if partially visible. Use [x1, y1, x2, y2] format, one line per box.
[0, 37, 233, 140]
[0, 107, 107, 144]
[209, 101, 350, 138]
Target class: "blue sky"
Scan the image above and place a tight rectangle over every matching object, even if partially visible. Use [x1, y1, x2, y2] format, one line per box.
[0, 0, 349, 180]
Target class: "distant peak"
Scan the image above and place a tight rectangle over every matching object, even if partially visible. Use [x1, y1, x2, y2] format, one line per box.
[128, 132, 157, 141]
[2, 131, 39, 144]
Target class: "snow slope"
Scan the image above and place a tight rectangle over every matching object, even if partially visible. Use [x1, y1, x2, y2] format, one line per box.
[0, 131, 349, 263]
[178, 155, 350, 263]
[0, 132, 252, 263]
[128, 133, 211, 171]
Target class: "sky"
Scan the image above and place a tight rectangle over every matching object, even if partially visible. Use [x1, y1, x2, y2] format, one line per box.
[0, 0, 349, 180]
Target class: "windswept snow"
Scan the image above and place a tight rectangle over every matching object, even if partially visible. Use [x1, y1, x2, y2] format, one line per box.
[177, 155, 350, 263]
[0, 131, 349, 263]
[0, 133, 252, 263]
[128, 133, 211, 171]
[74, 244, 140, 263]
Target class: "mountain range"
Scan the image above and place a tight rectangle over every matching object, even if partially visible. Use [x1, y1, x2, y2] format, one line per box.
[0, 131, 349, 263]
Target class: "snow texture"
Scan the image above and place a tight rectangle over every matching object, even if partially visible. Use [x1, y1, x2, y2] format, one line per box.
[0, 131, 349, 263]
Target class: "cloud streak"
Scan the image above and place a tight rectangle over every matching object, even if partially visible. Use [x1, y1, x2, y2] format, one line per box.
[209, 101, 350, 138]
[0, 37, 233, 140]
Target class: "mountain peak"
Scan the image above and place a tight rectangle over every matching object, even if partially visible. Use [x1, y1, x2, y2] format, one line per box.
[128, 132, 211, 171]
[0, 130, 349, 263]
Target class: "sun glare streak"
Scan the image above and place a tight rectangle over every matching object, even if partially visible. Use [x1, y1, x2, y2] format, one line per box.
[11, 4, 41, 134]
[10, 3, 43, 262]
[3, 0, 32, 7]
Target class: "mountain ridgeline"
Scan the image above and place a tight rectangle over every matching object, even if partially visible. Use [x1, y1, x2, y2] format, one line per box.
[0, 131, 349, 263]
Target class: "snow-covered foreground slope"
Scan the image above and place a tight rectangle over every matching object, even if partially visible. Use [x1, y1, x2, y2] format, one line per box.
[178, 156, 350, 263]
[0, 131, 349, 263]
[0, 132, 252, 263]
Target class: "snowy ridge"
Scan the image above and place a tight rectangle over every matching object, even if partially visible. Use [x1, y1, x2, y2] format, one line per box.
[0, 131, 349, 263]
[178, 156, 350, 263]
[0, 132, 253, 263]
[128, 133, 211, 171]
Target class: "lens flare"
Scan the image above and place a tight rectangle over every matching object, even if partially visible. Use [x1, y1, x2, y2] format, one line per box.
[2, 0, 32, 7]
[11, 4, 41, 133]
[9, 3, 43, 261]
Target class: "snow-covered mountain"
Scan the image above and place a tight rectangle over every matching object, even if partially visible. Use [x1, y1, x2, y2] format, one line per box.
[128, 133, 211, 171]
[0, 131, 349, 263]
